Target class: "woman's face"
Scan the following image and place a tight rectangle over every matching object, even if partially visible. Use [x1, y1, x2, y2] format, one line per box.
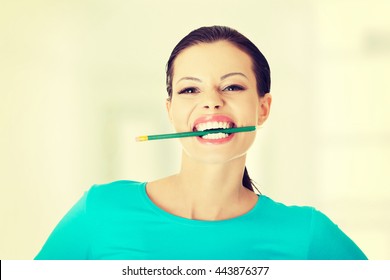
[167, 40, 271, 164]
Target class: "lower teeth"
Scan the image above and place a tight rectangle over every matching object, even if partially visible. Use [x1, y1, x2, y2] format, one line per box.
[201, 133, 229, 140]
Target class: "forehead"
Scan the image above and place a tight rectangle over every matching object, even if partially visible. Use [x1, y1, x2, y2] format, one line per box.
[172, 41, 254, 81]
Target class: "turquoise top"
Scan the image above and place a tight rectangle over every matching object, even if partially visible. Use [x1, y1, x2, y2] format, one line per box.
[35, 180, 367, 260]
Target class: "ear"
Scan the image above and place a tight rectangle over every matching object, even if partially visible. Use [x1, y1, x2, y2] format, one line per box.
[257, 93, 272, 126]
[166, 98, 173, 123]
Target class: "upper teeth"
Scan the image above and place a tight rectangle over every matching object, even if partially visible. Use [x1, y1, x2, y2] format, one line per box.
[195, 121, 233, 132]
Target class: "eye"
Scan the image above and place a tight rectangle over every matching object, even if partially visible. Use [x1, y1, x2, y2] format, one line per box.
[223, 84, 245, 92]
[178, 87, 199, 94]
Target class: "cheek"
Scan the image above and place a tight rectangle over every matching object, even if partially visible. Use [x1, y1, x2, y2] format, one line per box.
[233, 99, 259, 123]
[169, 100, 192, 129]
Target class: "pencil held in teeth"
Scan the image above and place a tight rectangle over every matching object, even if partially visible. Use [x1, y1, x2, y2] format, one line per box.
[135, 126, 256, 142]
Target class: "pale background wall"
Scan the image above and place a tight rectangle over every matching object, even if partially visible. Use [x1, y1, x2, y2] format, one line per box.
[1, 0, 389, 259]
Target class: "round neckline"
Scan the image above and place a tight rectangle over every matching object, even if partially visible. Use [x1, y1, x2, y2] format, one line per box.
[139, 181, 264, 226]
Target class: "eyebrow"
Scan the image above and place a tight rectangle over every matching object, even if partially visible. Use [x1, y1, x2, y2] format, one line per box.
[220, 72, 248, 80]
[176, 72, 248, 85]
[176, 76, 202, 84]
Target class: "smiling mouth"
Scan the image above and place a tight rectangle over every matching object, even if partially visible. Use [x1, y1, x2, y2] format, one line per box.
[193, 121, 236, 139]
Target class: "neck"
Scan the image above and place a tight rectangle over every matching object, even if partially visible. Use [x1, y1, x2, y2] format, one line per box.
[171, 152, 253, 220]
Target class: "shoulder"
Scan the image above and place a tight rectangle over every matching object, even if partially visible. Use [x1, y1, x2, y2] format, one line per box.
[259, 195, 346, 239]
[85, 180, 146, 210]
[259, 195, 315, 223]
[256, 195, 316, 243]
[89, 180, 145, 194]
[258, 196, 367, 259]
[307, 209, 367, 259]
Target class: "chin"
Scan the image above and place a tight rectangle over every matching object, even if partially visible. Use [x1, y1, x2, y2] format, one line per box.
[183, 148, 249, 165]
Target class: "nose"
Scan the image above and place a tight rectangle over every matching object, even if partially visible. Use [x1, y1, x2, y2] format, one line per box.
[201, 90, 223, 110]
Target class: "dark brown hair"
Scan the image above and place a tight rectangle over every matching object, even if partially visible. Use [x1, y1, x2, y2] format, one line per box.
[165, 26, 271, 192]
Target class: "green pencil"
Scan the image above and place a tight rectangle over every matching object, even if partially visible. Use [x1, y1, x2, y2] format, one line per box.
[135, 126, 256, 142]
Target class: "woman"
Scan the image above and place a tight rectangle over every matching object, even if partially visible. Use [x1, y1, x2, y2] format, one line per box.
[35, 26, 367, 260]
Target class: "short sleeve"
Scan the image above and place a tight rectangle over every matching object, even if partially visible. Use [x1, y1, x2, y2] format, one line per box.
[34, 192, 91, 260]
[307, 209, 367, 260]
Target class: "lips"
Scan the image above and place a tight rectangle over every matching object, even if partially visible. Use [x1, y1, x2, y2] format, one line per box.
[193, 115, 236, 132]
[192, 115, 236, 143]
